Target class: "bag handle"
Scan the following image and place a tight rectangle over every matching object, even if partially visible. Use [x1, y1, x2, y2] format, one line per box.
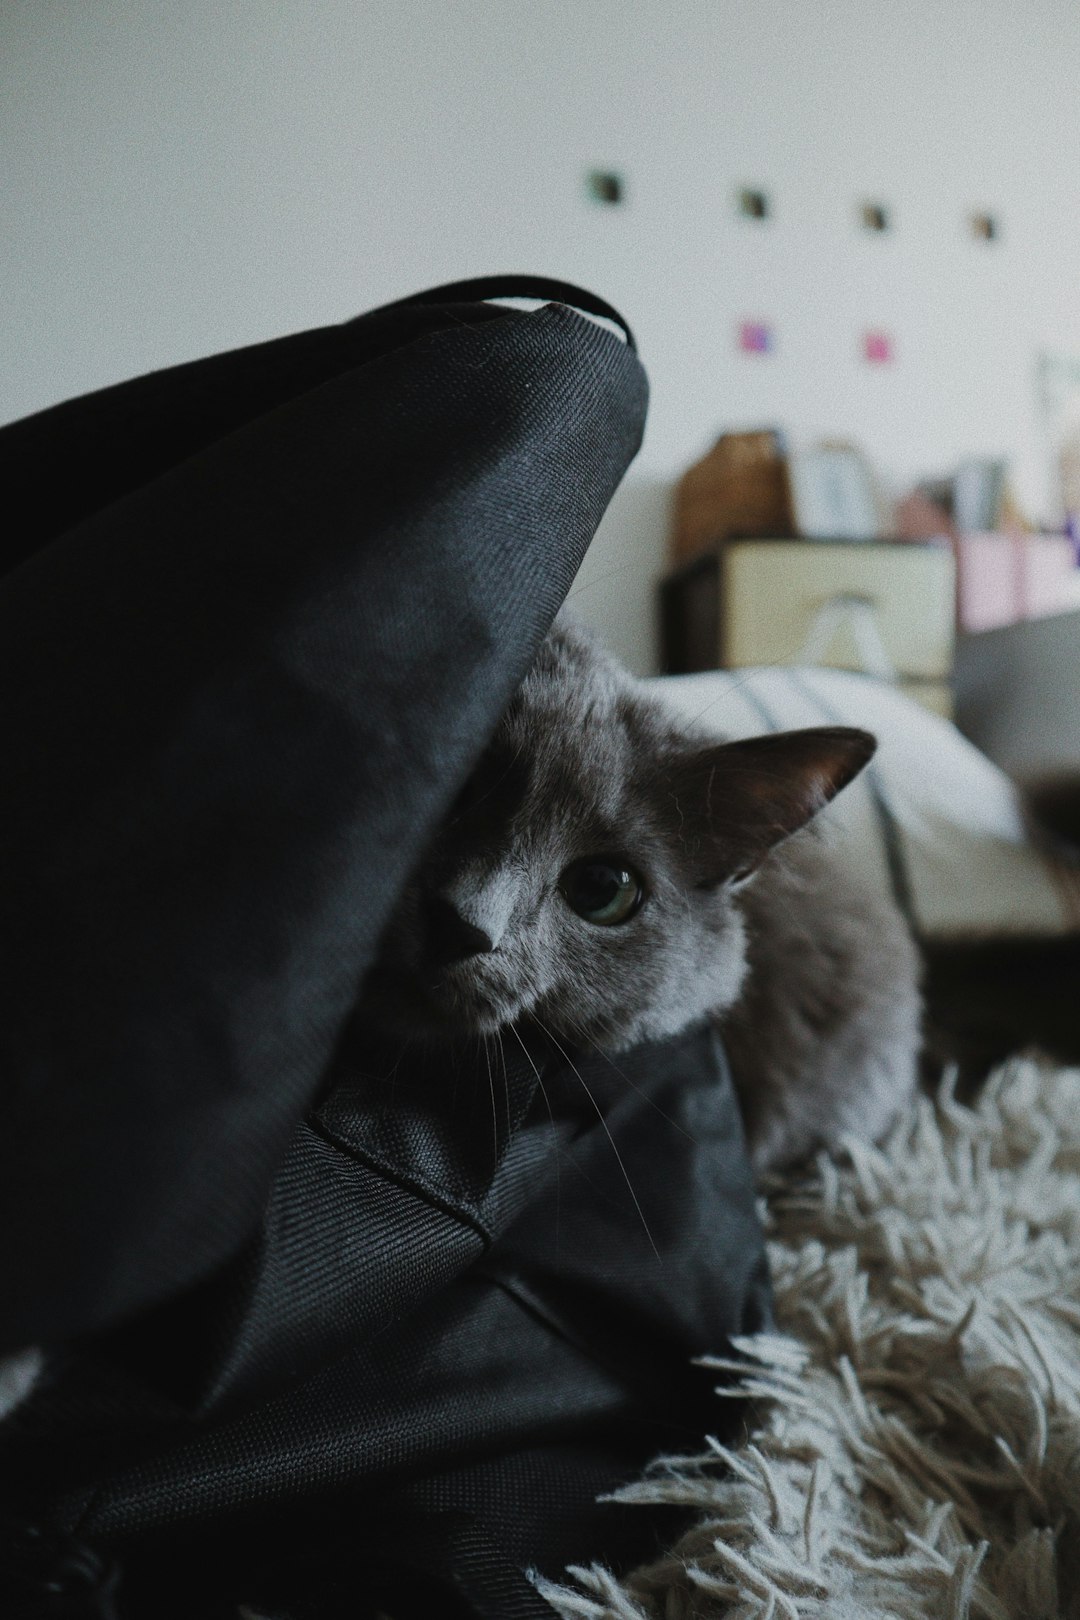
[384, 275, 637, 352]
[798, 592, 898, 682]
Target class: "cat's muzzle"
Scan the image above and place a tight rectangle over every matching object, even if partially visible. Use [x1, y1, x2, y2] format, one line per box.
[362, 956, 518, 1041]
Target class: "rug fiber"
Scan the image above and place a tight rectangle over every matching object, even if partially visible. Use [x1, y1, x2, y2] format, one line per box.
[538, 1061, 1080, 1619]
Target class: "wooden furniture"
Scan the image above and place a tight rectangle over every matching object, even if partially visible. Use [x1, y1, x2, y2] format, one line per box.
[670, 431, 794, 566]
[660, 537, 956, 717]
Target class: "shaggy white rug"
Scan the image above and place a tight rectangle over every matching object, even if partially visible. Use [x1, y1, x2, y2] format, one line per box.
[536, 1060, 1080, 1620]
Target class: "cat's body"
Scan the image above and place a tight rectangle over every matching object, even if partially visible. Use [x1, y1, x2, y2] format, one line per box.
[723, 833, 921, 1170]
[367, 614, 925, 1170]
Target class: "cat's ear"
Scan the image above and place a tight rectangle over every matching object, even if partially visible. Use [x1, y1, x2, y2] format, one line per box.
[667, 726, 876, 884]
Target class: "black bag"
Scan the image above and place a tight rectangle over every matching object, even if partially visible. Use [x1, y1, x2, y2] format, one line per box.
[0, 279, 771, 1619]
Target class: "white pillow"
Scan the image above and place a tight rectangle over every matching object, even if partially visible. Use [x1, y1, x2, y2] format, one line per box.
[646, 666, 1080, 938]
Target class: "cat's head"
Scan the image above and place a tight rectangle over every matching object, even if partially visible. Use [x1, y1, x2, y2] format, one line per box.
[365, 616, 875, 1052]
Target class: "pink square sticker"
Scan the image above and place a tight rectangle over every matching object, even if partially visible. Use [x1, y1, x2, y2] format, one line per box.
[863, 330, 893, 364]
[738, 320, 773, 354]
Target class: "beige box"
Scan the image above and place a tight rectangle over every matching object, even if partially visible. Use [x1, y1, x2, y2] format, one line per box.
[721, 540, 955, 682]
[896, 679, 954, 719]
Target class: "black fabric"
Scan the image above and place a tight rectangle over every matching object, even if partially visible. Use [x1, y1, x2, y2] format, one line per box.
[2, 1026, 768, 1617]
[0, 283, 645, 1349]
[0, 280, 772, 1617]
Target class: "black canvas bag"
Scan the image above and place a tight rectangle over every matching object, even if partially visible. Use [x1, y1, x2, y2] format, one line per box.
[0, 279, 771, 1618]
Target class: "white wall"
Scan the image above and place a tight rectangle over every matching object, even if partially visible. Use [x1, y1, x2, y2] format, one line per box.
[5, 1, 1080, 671]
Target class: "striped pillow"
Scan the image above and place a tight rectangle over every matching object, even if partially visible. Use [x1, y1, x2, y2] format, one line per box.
[647, 666, 1079, 938]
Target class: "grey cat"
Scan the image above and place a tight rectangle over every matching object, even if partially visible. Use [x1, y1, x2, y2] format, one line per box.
[366, 613, 923, 1171]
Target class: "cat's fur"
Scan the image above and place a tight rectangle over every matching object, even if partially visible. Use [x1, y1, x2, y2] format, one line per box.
[366, 614, 924, 1170]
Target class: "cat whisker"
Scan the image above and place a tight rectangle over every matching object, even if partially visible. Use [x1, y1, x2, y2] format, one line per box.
[481, 1033, 500, 1168]
[675, 667, 780, 735]
[368, 1039, 408, 1132]
[507, 1022, 562, 1255]
[565, 561, 641, 602]
[564, 1018, 701, 1146]
[529, 1014, 661, 1262]
[495, 1027, 513, 1147]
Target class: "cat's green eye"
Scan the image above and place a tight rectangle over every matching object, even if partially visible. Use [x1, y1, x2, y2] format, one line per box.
[559, 858, 644, 927]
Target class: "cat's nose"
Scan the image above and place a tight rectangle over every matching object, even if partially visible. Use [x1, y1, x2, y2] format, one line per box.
[425, 895, 495, 967]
